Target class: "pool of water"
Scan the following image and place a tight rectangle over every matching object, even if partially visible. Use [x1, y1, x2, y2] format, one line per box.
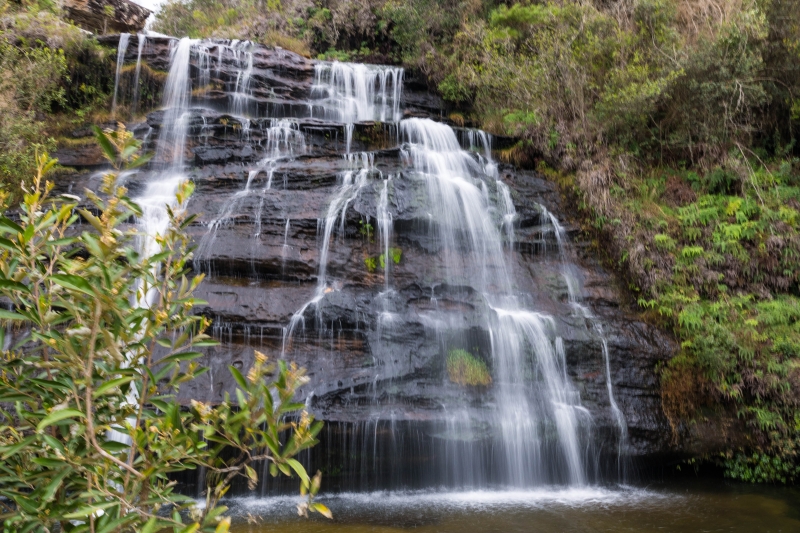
[226, 480, 800, 533]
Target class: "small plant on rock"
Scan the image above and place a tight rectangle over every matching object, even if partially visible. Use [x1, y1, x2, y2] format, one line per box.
[446, 349, 492, 387]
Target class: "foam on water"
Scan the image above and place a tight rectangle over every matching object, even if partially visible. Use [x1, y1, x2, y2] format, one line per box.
[227, 486, 674, 516]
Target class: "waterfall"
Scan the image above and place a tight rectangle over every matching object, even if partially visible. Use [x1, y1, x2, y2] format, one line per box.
[311, 62, 404, 152]
[496, 180, 517, 245]
[195, 118, 306, 273]
[111, 33, 130, 115]
[155, 38, 197, 167]
[400, 117, 590, 486]
[282, 155, 372, 349]
[546, 208, 629, 474]
[377, 177, 392, 293]
[136, 37, 196, 298]
[107, 36, 196, 446]
[230, 41, 254, 116]
[131, 34, 147, 115]
[117, 37, 632, 492]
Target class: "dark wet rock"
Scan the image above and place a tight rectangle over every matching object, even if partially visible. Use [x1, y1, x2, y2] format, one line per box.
[53, 143, 106, 168]
[64, 0, 151, 34]
[55, 37, 678, 468]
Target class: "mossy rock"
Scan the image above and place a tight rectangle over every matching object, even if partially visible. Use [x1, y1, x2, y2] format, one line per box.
[446, 349, 491, 387]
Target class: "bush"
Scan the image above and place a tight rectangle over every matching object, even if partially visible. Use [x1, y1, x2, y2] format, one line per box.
[0, 127, 329, 531]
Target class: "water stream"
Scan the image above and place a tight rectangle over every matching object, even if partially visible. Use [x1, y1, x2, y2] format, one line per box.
[116, 35, 630, 496]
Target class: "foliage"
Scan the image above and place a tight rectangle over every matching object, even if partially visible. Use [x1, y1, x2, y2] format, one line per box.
[0, 5, 115, 201]
[598, 151, 800, 482]
[0, 127, 327, 531]
[359, 219, 374, 239]
[0, 39, 64, 199]
[446, 349, 492, 387]
[379, 247, 401, 269]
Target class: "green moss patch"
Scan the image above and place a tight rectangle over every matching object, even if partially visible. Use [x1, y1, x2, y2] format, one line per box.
[446, 349, 492, 387]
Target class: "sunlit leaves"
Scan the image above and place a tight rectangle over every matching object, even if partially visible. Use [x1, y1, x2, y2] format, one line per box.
[0, 129, 327, 532]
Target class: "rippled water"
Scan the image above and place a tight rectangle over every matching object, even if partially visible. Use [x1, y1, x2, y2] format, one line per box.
[226, 481, 800, 533]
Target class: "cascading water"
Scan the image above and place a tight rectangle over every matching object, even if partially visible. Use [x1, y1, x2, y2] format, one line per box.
[131, 33, 147, 115]
[114, 34, 632, 494]
[546, 209, 629, 475]
[111, 33, 130, 115]
[106, 35, 196, 445]
[311, 62, 403, 152]
[397, 118, 591, 486]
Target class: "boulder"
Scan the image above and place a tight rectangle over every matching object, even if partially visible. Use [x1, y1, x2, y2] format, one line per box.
[63, 0, 151, 34]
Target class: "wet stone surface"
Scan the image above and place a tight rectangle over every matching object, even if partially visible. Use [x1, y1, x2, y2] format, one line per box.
[56, 37, 679, 490]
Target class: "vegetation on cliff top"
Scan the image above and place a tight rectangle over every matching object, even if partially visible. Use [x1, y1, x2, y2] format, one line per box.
[0, 0, 117, 200]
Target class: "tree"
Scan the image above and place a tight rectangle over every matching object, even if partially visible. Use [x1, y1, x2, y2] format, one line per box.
[0, 126, 329, 532]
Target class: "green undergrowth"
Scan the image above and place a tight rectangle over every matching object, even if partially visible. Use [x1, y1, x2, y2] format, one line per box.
[567, 153, 800, 483]
[0, 1, 116, 200]
[446, 349, 492, 387]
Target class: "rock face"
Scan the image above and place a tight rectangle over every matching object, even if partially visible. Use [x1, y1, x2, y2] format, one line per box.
[63, 0, 151, 34]
[56, 36, 677, 492]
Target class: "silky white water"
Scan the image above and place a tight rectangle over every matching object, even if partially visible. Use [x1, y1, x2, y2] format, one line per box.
[400, 117, 590, 486]
[546, 208, 629, 470]
[114, 35, 629, 490]
[111, 33, 130, 115]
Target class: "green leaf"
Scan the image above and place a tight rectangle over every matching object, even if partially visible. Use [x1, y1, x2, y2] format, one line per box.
[37, 408, 85, 431]
[63, 501, 118, 519]
[128, 152, 153, 169]
[0, 279, 30, 293]
[286, 458, 310, 485]
[93, 376, 134, 397]
[193, 339, 220, 347]
[229, 366, 247, 390]
[159, 351, 203, 364]
[52, 274, 95, 296]
[0, 435, 37, 459]
[0, 236, 16, 251]
[93, 126, 117, 163]
[0, 309, 28, 321]
[177, 523, 200, 533]
[311, 502, 333, 519]
[101, 440, 131, 453]
[0, 217, 23, 235]
[96, 514, 136, 533]
[41, 468, 71, 502]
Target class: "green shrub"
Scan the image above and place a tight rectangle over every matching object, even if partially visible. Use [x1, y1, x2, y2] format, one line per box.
[0, 127, 329, 531]
[446, 349, 492, 387]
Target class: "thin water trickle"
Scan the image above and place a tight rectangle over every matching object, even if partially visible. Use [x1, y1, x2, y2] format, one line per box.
[282, 155, 372, 351]
[496, 180, 517, 245]
[546, 207, 629, 474]
[131, 33, 147, 115]
[111, 33, 130, 115]
[196, 118, 306, 273]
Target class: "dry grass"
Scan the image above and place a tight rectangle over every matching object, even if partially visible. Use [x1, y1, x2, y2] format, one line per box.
[675, 0, 745, 41]
[448, 112, 465, 127]
[262, 31, 311, 58]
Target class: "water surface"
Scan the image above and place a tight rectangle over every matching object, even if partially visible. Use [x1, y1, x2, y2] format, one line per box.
[227, 481, 800, 533]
